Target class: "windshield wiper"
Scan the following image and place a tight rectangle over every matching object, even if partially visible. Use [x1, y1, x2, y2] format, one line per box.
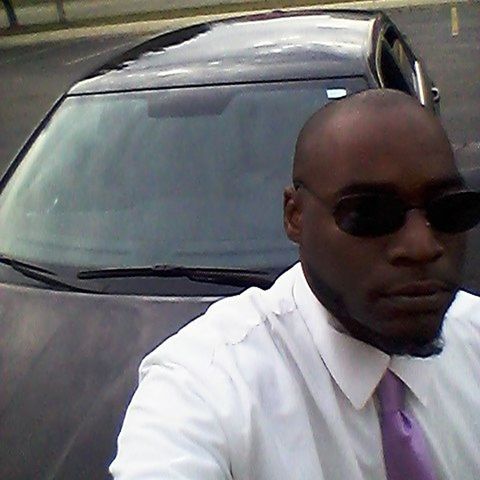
[0, 254, 56, 275]
[77, 265, 274, 289]
[0, 253, 96, 293]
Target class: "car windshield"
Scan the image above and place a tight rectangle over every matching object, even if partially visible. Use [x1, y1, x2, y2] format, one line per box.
[0, 78, 366, 273]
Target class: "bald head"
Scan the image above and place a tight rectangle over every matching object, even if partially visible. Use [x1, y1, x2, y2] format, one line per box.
[292, 89, 454, 184]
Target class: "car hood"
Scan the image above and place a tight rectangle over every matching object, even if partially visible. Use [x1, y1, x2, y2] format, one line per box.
[0, 281, 217, 479]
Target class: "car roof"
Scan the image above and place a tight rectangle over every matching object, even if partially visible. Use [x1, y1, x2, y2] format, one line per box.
[69, 9, 386, 94]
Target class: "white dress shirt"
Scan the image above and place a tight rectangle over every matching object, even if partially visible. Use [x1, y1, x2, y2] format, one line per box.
[110, 263, 480, 479]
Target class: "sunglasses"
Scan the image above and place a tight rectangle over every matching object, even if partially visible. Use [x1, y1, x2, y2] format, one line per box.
[294, 182, 480, 237]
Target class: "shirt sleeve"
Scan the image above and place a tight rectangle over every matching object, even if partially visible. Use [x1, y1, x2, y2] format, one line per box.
[109, 361, 233, 480]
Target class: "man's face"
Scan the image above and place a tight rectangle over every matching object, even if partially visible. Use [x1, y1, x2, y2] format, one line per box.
[285, 102, 467, 355]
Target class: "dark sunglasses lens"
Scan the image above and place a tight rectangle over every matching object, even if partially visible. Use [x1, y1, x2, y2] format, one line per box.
[428, 191, 480, 233]
[334, 194, 405, 237]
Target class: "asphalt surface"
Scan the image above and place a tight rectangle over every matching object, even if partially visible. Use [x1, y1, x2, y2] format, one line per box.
[0, 1, 479, 290]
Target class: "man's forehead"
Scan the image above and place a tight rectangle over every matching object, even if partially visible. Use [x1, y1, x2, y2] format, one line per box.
[296, 90, 423, 153]
[337, 176, 465, 198]
[309, 147, 459, 200]
[295, 90, 457, 195]
[308, 95, 444, 155]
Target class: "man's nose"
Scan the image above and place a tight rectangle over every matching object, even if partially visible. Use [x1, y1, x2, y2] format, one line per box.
[387, 209, 444, 265]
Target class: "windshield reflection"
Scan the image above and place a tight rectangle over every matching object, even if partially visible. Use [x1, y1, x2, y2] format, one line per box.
[0, 78, 366, 271]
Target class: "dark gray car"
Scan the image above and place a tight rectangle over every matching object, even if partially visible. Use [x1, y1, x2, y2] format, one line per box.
[0, 9, 440, 479]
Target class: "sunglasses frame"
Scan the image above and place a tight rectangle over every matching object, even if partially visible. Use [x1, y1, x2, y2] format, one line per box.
[293, 181, 480, 237]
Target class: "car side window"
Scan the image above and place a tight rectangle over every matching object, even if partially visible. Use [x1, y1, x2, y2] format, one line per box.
[378, 39, 413, 95]
[378, 26, 436, 113]
[390, 38, 418, 94]
[379, 26, 429, 100]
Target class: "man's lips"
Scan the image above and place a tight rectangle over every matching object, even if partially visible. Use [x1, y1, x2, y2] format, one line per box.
[386, 280, 451, 296]
[380, 280, 453, 312]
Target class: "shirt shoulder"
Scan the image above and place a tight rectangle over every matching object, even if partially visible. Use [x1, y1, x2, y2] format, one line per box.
[446, 290, 480, 325]
[448, 289, 480, 311]
[139, 264, 300, 380]
[443, 290, 480, 352]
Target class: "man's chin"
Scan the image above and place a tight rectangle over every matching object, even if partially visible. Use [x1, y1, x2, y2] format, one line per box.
[376, 333, 445, 358]
[366, 300, 451, 357]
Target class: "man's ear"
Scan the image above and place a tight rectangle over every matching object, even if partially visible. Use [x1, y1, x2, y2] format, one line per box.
[283, 186, 302, 244]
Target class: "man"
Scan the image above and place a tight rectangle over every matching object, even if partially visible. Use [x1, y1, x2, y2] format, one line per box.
[110, 89, 480, 479]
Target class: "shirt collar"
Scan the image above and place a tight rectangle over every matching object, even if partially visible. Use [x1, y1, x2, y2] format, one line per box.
[291, 263, 435, 410]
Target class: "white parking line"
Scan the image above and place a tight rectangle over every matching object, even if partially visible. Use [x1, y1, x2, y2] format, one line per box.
[63, 41, 134, 65]
[451, 5, 459, 37]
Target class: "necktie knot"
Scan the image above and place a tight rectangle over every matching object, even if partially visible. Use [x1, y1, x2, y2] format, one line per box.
[377, 370, 405, 414]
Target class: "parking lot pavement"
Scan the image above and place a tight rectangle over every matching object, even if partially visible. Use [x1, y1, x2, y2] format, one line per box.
[0, 0, 471, 46]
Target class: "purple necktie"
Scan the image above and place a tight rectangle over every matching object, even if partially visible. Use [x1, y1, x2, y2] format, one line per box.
[377, 370, 437, 480]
